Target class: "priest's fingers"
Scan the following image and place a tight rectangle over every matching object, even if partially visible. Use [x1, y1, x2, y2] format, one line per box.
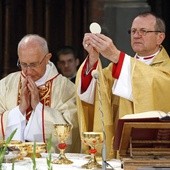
[28, 86, 40, 110]
[27, 77, 39, 95]
[90, 33, 120, 63]
[21, 78, 30, 96]
[26, 77, 40, 109]
[19, 92, 31, 114]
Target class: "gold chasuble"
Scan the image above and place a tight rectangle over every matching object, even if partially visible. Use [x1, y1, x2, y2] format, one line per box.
[119, 47, 170, 117]
[76, 46, 170, 158]
[76, 60, 119, 159]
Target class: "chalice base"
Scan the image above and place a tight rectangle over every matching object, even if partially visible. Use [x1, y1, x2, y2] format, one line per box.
[52, 153, 73, 164]
[82, 157, 102, 169]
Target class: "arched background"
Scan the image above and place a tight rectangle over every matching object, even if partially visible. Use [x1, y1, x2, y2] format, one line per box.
[0, 0, 170, 78]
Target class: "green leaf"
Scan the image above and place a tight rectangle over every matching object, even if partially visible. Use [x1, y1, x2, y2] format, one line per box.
[46, 134, 53, 170]
[5, 129, 17, 145]
[31, 141, 37, 170]
[0, 129, 17, 170]
[12, 160, 15, 170]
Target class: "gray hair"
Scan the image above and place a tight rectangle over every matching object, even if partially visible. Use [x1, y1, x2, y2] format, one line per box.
[136, 12, 166, 33]
[17, 34, 49, 54]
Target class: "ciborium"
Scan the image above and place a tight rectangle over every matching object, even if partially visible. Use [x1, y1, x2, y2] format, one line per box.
[82, 132, 103, 169]
[52, 124, 73, 164]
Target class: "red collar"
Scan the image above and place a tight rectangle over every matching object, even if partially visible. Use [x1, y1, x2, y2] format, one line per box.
[136, 55, 154, 60]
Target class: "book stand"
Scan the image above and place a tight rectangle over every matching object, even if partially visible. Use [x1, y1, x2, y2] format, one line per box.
[118, 122, 170, 170]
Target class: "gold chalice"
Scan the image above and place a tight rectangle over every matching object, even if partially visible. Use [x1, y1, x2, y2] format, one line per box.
[52, 124, 73, 164]
[82, 132, 103, 169]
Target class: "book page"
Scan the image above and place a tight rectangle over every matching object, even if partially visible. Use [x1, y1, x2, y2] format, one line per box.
[121, 110, 167, 119]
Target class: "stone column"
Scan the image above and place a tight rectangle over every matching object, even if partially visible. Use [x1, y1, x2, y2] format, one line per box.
[102, 0, 150, 59]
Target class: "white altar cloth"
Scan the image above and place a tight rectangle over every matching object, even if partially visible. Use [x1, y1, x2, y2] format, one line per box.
[2, 153, 122, 170]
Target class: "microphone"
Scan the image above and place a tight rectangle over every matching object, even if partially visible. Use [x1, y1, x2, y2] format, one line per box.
[91, 69, 107, 170]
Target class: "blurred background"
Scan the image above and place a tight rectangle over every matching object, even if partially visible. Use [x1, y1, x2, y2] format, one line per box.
[0, 0, 170, 78]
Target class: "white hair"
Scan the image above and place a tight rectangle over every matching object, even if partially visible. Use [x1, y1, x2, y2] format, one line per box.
[17, 34, 49, 55]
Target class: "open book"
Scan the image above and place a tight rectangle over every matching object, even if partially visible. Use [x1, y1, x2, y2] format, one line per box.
[121, 110, 169, 119]
[113, 111, 170, 151]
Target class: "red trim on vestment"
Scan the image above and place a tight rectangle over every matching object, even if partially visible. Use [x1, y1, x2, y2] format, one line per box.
[81, 58, 98, 92]
[42, 104, 45, 143]
[112, 52, 125, 79]
[1, 113, 5, 139]
[136, 55, 154, 60]
[40, 74, 61, 143]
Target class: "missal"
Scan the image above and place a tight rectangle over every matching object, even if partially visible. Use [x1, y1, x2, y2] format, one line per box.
[113, 111, 170, 151]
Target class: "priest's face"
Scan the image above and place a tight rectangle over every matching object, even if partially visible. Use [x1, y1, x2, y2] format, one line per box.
[130, 14, 165, 56]
[18, 44, 51, 81]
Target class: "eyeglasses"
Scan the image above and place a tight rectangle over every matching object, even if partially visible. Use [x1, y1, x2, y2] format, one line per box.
[128, 29, 162, 36]
[17, 53, 48, 69]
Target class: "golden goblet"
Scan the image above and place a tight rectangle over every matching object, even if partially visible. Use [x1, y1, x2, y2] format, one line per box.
[82, 132, 103, 169]
[52, 124, 73, 164]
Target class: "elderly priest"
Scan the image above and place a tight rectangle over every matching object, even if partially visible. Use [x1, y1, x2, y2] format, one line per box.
[0, 34, 80, 153]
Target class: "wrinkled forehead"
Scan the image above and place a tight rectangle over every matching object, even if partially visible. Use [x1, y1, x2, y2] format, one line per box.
[18, 44, 44, 58]
[131, 15, 156, 29]
[19, 40, 41, 51]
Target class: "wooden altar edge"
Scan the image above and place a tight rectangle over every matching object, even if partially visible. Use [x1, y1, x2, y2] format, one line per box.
[123, 157, 170, 164]
[126, 148, 170, 156]
[119, 122, 170, 157]
[122, 158, 170, 170]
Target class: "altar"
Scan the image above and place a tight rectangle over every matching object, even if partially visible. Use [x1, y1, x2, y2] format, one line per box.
[2, 153, 122, 170]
